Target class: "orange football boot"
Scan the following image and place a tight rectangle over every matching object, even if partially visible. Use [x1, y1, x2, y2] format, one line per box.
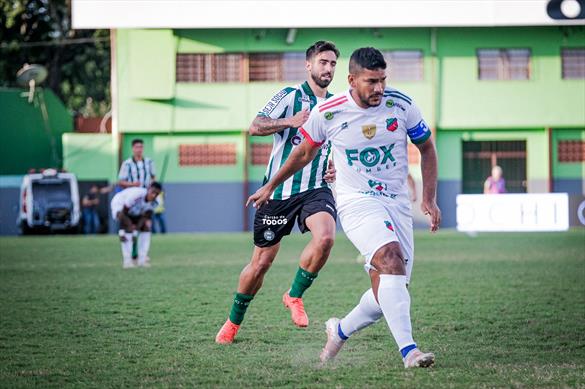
[282, 290, 309, 327]
[215, 318, 240, 344]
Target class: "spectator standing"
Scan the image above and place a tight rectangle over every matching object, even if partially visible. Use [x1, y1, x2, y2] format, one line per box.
[484, 165, 506, 194]
[152, 191, 167, 234]
[82, 185, 100, 234]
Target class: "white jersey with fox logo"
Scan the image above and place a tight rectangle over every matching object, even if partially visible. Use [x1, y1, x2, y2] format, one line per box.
[299, 87, 431, 204]
[300, 87, 431, 281]
[257, 81, 333, 200]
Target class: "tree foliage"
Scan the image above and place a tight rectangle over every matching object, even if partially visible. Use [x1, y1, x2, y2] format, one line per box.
[0, 0, 110, 116]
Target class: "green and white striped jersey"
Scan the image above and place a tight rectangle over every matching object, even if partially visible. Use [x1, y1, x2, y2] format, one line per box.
[257, 81, 333, 200]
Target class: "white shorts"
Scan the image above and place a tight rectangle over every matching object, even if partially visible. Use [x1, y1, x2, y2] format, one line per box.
[338, 195, 414, 282]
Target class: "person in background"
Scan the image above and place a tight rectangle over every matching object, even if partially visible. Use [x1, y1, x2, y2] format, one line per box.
[110, 182, 162, 268]
[118, 138, 156, 189]
[82, 185, 100, 234]
[152, 191, 167, 234]
[484, 165, 506, 194]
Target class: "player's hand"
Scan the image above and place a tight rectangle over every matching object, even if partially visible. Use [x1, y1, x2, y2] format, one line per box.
[421, 199, 441, 233]
[246, 185, 273, 208]
[288, 109, 310, 128]
[324, 159, 336, 183]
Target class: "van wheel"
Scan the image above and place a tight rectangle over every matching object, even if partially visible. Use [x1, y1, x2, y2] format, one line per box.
[19, 222, 32, 235]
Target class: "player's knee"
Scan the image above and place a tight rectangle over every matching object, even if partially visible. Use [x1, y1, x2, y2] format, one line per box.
[373, 243, 406, 275]
[252, 251, 275, 274]
[317, 234, 335, 252]
[252, 259, 272, 275]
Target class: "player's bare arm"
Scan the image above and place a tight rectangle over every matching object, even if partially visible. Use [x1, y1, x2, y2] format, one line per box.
[323, 159, 336, 183]
[415, 138, 441, 232]
[118, 180, 140, 188]
[136, 211, 153, 231]
[249, 110, 310, 136]
[247, 140, 320, 207]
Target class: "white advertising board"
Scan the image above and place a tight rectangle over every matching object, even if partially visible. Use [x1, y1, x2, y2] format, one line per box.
[456, 193, 570, 232]
[72, 0, 585, 29]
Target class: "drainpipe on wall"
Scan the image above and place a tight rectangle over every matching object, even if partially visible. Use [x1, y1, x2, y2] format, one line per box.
[430, 27, 439, 135]
[548, 127, 554, 193]
[243, 131, 250, 232]
[110, 29, 122, 175]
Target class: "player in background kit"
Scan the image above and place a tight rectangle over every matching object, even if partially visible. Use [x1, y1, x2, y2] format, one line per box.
[110, 182, 162, 268]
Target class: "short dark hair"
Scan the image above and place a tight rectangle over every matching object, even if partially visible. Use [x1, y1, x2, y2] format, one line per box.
[349, 47, 386, 74]
[306, 41, 340, 61]
[150, 181, 162, 191]
[132, 139, 144, 146]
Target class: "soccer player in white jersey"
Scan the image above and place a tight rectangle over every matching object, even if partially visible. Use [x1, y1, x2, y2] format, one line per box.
[215, 41, 339, 344]
[110, 182, 162, 268]
[247, 47, 440, 368]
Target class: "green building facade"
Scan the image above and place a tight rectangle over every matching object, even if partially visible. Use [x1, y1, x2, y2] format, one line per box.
[62, 26, 585, 231]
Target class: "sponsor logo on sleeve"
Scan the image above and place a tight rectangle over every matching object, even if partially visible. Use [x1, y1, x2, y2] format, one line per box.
[261, 89, 290, 116]
[386, 99, 406, 111]
[324, 111, 334, 120]
[291, 134, 303, 146]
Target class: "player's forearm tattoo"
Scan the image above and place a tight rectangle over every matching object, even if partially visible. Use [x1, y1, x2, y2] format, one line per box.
[250, 116, 290, 136]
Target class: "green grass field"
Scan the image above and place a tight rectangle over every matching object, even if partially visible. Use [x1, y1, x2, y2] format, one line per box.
[1, 230, 584, 388]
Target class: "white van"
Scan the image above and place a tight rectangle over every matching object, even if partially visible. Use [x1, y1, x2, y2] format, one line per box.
[17, 169, 81, 234]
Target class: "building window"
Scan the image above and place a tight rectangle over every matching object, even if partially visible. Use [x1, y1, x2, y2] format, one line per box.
[178, 144, 237, 166]
[251, 143, 272, 165]
[382, 50, 424, 81]
[249, 52, 306, 82]
[561, 48, 585, 79]
[477, 49, 531, 80]
[176, 53, 245, 83]
[558, 140, 585, 162]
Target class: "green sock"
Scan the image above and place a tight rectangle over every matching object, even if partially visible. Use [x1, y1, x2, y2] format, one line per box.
[289, 267, 318, 298]
[229, 293, 254, 325]
[131, 239, 138, 259]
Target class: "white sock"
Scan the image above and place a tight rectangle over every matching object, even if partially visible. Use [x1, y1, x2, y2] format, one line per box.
[121, 233, 133, 263]
[137, 232, 151, 265]
[339, 288, 383, 338]
[377, 274, 416, 351]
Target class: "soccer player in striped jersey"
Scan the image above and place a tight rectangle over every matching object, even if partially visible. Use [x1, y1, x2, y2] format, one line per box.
[247, 47, 440, 368]
[216, 41, 340, 344]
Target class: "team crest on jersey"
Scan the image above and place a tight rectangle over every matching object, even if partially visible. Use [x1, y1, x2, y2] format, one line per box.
[324, 111, 334, 120]
[362, 124, 376, 139]
[386, 99, 395, 108]
[368, 180, 387, 192]
[386, 118, 398, 132]
[384, 220, 395, 231]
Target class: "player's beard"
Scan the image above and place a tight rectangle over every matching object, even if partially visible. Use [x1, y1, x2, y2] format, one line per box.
[311, 70, 332, 88]
[360, 93, 383, 108]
